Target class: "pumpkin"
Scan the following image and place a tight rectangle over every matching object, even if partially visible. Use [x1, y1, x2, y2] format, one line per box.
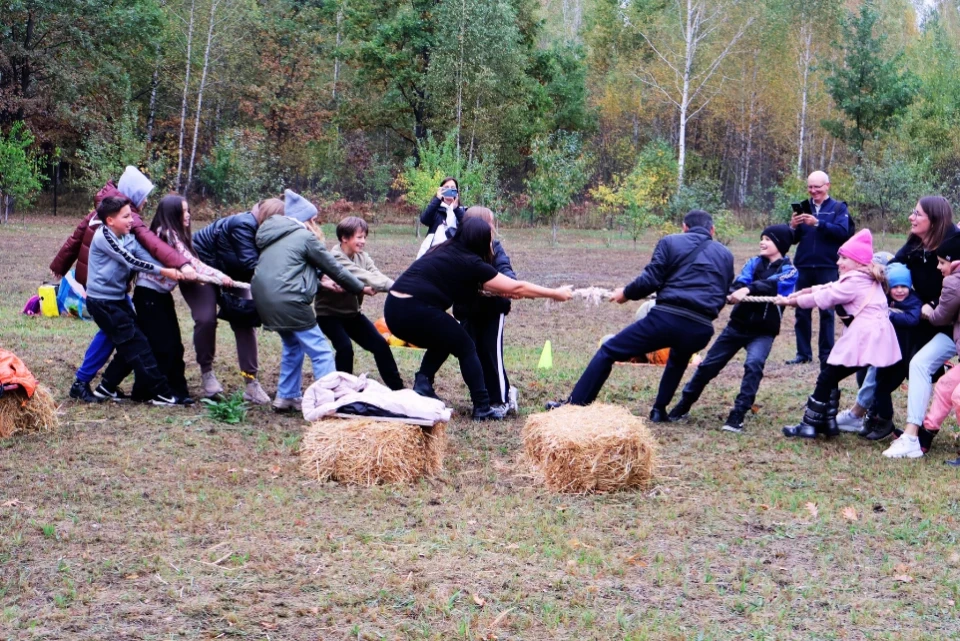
[374, 317, 390, 335]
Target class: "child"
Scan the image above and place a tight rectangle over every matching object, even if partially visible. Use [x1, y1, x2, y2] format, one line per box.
[83, 196, 191, 406]
[314, 216, 404, 390]
[778, 229, 901, 439]
[132, 195, 236, 402]
[884, 236, 960, 459]
[855, 263, 922, 440]
[667, 225, 797, 433]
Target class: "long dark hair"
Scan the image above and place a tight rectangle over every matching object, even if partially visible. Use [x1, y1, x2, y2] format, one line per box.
[917, 196, 955, 251]
[150, 194, 193, 254]
[453, 216, 493, 263]
[440, 176, 459, 192]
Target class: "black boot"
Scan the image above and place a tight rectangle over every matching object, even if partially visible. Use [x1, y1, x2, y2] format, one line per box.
[821, 389, 841, 437]
[649, 406, 670, 423]
[857, 411, 879, 438]
[667, 395, 694, 421]
[782, 397, 829, 439]
[919, 427, 938, 453]
[412, 373, 440, 400]
[864, 417, 896, 441]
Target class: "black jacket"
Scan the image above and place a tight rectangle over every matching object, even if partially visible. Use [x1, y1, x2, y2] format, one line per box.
[891, 226, 959, 342]
[791, 197, 852, 269]
[453, 239, 516, 319]
[623, 227, 735, 325]
[419, 197, 465, 236]
[193, 212, 261, 283]
[727, 256, 798, 337]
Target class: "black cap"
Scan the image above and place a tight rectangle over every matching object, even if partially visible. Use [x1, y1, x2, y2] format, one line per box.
[762, 224, 793, 257]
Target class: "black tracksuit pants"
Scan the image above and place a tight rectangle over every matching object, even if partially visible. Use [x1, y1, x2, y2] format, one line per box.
[132, 287, 188, 400]
[315, 313, 405, 390]
[460, 312, 510, 406]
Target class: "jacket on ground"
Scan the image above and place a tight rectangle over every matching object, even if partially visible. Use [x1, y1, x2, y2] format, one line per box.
[728, 255, 798, 336]
[791, 197, 851, 269]
[193, 212, 261, 283]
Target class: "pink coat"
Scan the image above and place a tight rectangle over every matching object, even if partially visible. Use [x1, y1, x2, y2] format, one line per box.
[796, 270, 901, 367]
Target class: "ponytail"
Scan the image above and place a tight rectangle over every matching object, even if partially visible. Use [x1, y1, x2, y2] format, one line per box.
[864, 263, 888, 293]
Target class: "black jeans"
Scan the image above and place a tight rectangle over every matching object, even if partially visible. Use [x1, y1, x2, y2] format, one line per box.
[569, 308, 714, 409]
[316, 313, 404, 390]
[86, 296, 174, 398]
[384, 295, 490, 408]
[794, 267, 838, 365]
[132, 287, 188, 400]
[679, 324, 775, 419]
[812, 364, 860, 402]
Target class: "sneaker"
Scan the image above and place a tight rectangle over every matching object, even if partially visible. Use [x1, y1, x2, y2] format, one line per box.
[272, 396, 302, 413]
[836, 409, 864, 432]
[93, 383, 126, 402]
[882, 435, 924, 459]
[472, 405, 507, 421]
[507, 386, 519, 415]
[545, 399, 568, 411]
[491, 402, 510, 416]
[785, 356, 812, 365]
[243, 379, 271, 405]
[69, 379, 102, 403]
[667, 398, 693, 422]
[721, 421, 744, 434]
[945, 457, 960, 467]
[201, 371, 224, 399]
[149, 393, 191, 406]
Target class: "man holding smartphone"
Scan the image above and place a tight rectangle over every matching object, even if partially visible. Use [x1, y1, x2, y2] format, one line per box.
[786, 170, 852, 368]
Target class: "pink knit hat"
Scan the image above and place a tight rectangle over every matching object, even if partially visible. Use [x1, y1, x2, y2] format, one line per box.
[838, 229, 874, 265]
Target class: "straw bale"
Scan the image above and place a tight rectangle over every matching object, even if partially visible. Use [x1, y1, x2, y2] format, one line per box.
[522, 403, 657, 493]
[0, 385, 59, 439]
[300, 418, 447, 485]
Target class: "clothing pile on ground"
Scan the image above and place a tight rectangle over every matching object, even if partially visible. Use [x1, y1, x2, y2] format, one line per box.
[303, 372, 452, 423]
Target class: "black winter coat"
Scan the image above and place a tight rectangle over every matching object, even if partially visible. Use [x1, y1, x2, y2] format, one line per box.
[419, 197, 465, 236]
[727, 256, 798, 337]
[193, 212, 261, 283]
[453, 239, 516, 319]
[623, 227, 735, 324]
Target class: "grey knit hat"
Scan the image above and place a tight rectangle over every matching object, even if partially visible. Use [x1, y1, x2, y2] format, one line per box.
[284, 189, 318, 223]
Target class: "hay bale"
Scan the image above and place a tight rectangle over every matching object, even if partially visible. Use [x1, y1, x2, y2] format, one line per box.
[522, 403, 657, 493]
[0, 385, 59, 439]
[300, 418, 447, 485]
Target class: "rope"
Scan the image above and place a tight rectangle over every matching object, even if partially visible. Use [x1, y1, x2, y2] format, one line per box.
[568, 289, 903, 313]
[194, 273, 251, 289]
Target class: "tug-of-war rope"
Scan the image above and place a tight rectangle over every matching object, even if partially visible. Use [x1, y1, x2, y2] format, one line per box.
[568, 287, 779, 306]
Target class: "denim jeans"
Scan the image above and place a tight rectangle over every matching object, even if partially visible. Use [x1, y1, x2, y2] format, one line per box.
[679, 325, 775, 419]
[907, 332, 957, 425]
[855, 366, 877, 408]
[276, 325, 337, 400]
[793, 267, 838, 364]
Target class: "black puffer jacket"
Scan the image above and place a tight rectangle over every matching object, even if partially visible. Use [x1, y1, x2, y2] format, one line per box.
[453, 240, 516, 319]
[727, 256, 798, 337]
[419, 197, 465, 235]
[193, 212, 260, 283]
[623, 227, 735, 324]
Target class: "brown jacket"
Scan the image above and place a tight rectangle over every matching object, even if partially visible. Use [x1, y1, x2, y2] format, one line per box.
[49, 182, 188, 286]
[927, 268, 960, 351]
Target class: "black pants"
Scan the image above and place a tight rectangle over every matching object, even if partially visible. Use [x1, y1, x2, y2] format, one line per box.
[794, 267, 838, 365]
[871, 361, 909, 419]
[679, 324, 775, 420]
[384, 295, 490, 408]
[316, 313, 404, 390]
[431, 312, 511, 405]
[86, 296, 174, 399]
[132, 287, 188, 400]
[570, 308, 714, 408]
[812, 364, 860, 402]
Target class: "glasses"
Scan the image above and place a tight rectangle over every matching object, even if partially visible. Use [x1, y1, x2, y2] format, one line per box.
[911, 209, 927, 218]
[807, 183, 827, 189]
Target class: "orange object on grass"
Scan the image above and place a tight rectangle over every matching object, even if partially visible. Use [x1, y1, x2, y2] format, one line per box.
[0, 349, 39, 398]
[374, 317, 390, 335]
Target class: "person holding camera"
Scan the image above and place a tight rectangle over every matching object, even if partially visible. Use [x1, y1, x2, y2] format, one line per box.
[417, 177, 465, 258]
[786, 170, 852, 369]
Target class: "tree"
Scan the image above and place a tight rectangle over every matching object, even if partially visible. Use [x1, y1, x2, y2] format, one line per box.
[821, 2, 918, 161]
[0, 122, 45, 223]
[526, 130, 589, 244]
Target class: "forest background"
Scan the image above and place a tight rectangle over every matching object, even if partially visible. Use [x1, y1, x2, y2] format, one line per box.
[2, 0, 959, 236]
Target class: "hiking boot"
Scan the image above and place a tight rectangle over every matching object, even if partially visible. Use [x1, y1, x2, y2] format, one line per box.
[472, 405, 507, 421]
[69, 379, 101, 403]
[272, 396, 302, 413]
[243, 379, 271, 405]
[93, 383, 127, 402]
[836, 408, 864, 433]
[649, 406, 670, 423]
[883, 434, 923, 458]
[413, 373, 440, 400]
[864, 418, 896, 441]
[721, 410, 746, 434]
[667, 396, 694, 421]
[507, 386, 519, 415]
[201, 371, 224, 399]
[785, 356, 812, 365]
[545, 399, 568, 411]
[782, 397, 828, 439]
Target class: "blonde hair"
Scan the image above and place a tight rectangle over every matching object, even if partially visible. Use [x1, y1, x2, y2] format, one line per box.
[254, 198, 284, 225]
[861, 263, 889, 293]
[464, 206, 494, 227]
[304, 218, 326, 243]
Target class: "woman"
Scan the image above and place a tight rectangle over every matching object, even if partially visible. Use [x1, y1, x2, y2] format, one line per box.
[417, 176, 465, 256]
[385, 217, 573, 421]
[187, 199, 281, 403]
[880, 196, 958, 458]
[252, 190, 370, 412]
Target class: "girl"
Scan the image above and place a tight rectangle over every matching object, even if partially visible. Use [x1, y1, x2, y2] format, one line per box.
[385, 217, 572, 421]
[252, 190, 370, 412]
[417, 176, 465, 257]
[133, 195, 236, 402]
[778, 229, 901, 439]
[314, 216, 404, 390]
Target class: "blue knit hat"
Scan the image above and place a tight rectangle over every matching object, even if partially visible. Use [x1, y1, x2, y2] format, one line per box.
[284, 189, 318, 223]
[886, 263, 912, 289]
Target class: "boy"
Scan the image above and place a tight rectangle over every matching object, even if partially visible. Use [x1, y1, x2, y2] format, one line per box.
[667, 225, 798, 432]
[314, 216, 404, 390]
[84, 196, 191, 406]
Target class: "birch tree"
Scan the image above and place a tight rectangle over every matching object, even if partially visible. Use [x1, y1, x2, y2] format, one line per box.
[174, 0, 196, 193]
[634, 0, 753, 188]
[185, 0, 228, 194]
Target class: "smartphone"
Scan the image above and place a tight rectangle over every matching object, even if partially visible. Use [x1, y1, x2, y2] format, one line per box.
[441, 188, 458, 198]
[791, 202, 804, 214]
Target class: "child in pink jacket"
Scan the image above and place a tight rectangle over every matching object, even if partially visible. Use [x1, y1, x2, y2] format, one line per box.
[777, 229, 901, 439]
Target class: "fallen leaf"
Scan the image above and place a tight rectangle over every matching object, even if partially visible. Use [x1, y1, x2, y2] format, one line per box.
[259, 621, 278, 630]
[751, 404, 760, 414]
[269, 465, 281, 475]
[805, 502, 818, 518]
[625, 553, 648, 567]
[758, 504, 770, 510]
[1, 499, 21, 508]
[894, 574, 913, 583]
[125, 574, 139, 580]
[894, 563, 909, 574]
[472, 593, 485, 607]
[841, 507, 858, 522]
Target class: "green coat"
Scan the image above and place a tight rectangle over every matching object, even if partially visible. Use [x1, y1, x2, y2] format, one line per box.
[314, 244, 394, 318]
[252, 216, 364, 332]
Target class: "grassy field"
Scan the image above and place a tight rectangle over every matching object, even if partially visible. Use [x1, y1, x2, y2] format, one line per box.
[2, 215, 959, 640]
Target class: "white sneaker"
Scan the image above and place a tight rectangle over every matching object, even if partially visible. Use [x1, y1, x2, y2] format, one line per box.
[243, 379, 271, 405]
[883, 435, 924, 458]
[201, 371, 224, 399]
[507, 386, 519, 415]
[272, 396, 302, 413]
[836, 409, 864, 432]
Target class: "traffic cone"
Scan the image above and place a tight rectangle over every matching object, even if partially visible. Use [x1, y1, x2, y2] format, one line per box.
[537, 340, 553, 369]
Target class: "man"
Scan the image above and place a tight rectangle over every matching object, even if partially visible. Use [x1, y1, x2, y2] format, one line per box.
[786, 170, 851, 368]
[547, 210, 735, 422]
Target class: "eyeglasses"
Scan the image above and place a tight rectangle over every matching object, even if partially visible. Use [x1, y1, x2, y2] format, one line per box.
[807, 183, 827, 189]
[911, 209, 927, 218]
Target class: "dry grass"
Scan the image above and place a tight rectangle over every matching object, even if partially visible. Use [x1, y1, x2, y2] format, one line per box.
[300, 418, 447, 485]
[0, 385, 58, 438]
[522, 403, 657, 493]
